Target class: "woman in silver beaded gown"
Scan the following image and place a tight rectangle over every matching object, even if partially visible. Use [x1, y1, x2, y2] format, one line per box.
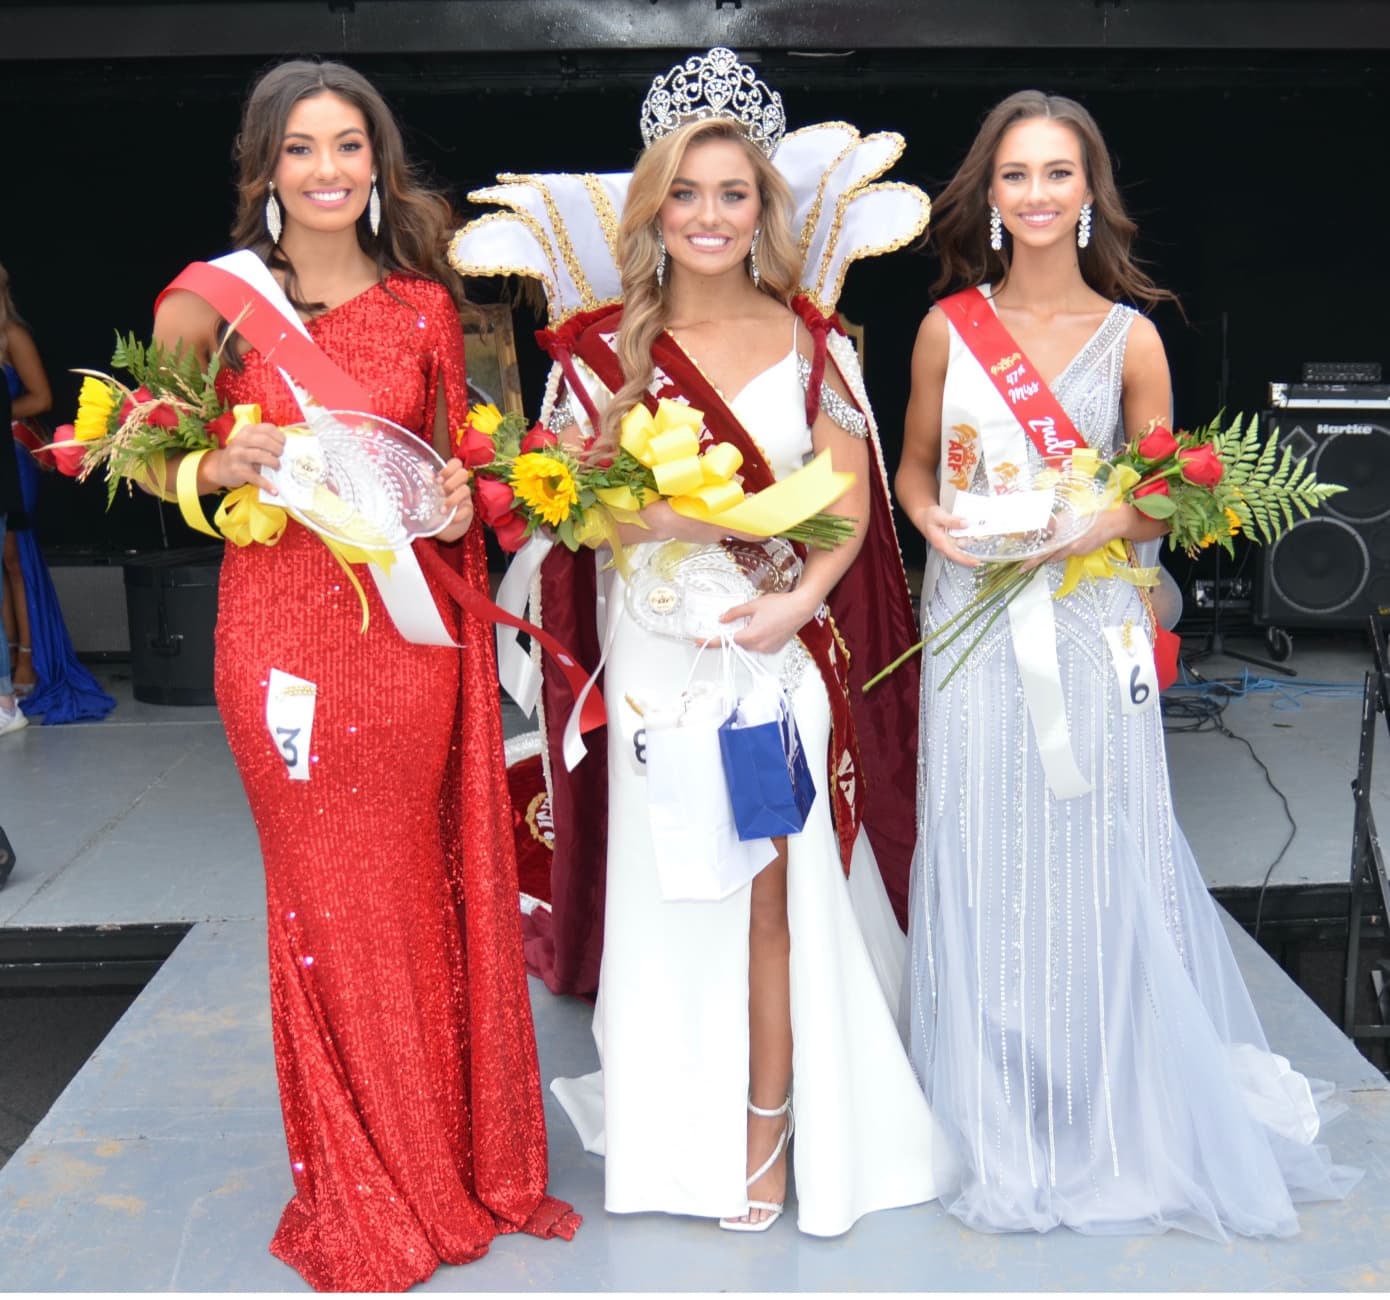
[896, 91, 1358, 1238]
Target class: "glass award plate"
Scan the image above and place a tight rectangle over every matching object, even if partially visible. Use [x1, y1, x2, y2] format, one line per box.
[624, 538, 803, 640]
[949, 458, 1119, 562]
[268, 410, 455, 550]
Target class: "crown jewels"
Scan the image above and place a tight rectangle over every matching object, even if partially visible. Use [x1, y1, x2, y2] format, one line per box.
[639, 47, 786, 156]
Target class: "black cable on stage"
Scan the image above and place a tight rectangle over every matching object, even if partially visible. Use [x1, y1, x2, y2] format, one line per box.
[1161, 680, 1298, 940]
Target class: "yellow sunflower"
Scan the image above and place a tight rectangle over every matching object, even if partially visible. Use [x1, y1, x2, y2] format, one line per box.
[73, 377, 118, 442]
[1199, 508, 1244, 549]
[511, 451, 580, 527]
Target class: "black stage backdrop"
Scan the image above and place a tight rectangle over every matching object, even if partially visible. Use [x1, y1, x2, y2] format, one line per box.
[0, 42, 1385, 572]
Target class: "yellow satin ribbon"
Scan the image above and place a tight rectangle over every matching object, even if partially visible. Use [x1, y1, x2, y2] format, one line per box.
[1052, 458, 1156, 599]
[175, 404, 394, 633]
[1054, 538, 1160, 599]
[618, 399, 854, 537]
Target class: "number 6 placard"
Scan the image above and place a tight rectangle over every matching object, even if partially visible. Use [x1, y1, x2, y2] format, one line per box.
[1102, 622, 1159, 717]
[265, 668, 318, 780]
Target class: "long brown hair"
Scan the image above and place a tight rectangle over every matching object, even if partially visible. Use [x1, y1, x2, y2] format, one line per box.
[931, 89, 1177, 311]
[229, 59, 462, 311]
[0, 261, 24, 367]
[600, 118, 802, 445]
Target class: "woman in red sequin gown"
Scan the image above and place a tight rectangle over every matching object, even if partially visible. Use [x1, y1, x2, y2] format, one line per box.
[152, 61, 578, 1291]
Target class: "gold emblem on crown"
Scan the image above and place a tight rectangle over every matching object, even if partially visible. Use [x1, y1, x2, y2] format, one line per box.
[639, 47, 786, 156]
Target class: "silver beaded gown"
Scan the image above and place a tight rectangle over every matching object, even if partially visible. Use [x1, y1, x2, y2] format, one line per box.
[905, 300, 1359, 1238]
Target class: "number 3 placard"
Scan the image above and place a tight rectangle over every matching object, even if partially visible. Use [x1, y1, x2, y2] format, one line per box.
[265, 668, 318, 780]
[1102, 622, 1159, 717]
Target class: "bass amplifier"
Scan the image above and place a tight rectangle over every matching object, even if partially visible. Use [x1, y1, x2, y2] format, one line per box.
[1254, 410, 1390, 628]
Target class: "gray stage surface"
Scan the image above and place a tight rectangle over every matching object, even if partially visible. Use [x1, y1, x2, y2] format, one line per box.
[1, 642, 1388, 1291]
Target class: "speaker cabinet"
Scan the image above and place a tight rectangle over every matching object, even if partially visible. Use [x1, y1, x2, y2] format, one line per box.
[1255, 410, 1390, 627]
[122, 547, 222, 705]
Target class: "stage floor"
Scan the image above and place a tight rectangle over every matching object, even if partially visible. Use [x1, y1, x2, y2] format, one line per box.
[1, 638, 1388, 1291]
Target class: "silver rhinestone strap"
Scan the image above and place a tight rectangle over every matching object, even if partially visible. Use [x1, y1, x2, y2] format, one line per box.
[796, 354, 867, 438]
[544, 392, 578, 434]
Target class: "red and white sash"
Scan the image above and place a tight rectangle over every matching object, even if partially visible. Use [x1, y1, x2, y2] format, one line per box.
[161, 251, 605, 740]
[930, 288, 1098, 798]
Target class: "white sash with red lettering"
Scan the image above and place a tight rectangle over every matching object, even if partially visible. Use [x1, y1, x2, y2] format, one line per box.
[924, 287, 1091, 799]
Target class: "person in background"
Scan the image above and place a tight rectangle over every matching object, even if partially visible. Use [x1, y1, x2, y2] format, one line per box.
[0, 371, 21, 735]
[0, 261, 115, 723]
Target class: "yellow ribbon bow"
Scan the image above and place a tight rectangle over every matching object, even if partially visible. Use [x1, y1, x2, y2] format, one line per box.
[178, 404, 289, 545]
[176, 404, 395, 633]
[1052, 458, 1157, 599]
[618, 399, 853, 537]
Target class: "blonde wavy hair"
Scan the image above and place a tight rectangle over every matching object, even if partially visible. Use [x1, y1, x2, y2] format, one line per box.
[599, 118, 803, 446]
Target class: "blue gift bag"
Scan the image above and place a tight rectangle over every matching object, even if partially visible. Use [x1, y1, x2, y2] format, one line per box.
[718, 700, 817, 841]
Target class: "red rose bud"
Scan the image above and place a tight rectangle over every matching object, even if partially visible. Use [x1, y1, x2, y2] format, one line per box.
[492, 508, 531, 553]
[117, 385, 150, 423]
[1132, 477, 1171, 499]
[454, 424, 495, 470]
[473, 474, 518, 526]
[1136, 425, 1178, 462]
[1178, 444, 1224, 488]
[118, 385, 180, 430]
[46, 424, 88, 477]
[205, 411, 238, 446]
[520, 423, 558, 454]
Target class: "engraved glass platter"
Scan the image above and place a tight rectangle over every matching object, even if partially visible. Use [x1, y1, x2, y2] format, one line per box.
[268, 410, 455, 549]
[949, 457, 1120, 563]
[624, 538, 803, 640]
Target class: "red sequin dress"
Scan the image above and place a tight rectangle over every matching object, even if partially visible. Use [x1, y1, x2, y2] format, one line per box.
[213, 274, 578, 1291]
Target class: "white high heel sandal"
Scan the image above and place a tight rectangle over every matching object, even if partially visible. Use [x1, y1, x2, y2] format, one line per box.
[719, 1093, 794, 1233]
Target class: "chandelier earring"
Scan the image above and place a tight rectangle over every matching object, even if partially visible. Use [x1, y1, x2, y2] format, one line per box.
[368, 174, 382, 238]
[749, 224, 762, 289]
[988, 204, 1003, 252]
[265, 182, 283, 246]
[655, 228, 668, 289]
[1078, 202, 1093, 250]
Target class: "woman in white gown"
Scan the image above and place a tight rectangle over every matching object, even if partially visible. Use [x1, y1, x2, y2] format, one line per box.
[896, 89, 1359, 1238]
[468, 52, 952, 1234]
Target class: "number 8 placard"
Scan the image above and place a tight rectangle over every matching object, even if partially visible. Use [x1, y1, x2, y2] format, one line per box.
[265, 668, 318, 780]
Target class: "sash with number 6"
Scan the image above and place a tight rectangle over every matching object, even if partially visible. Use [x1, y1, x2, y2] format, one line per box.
[935, 287, 1170, 798]
[937, 291, 1181, 697]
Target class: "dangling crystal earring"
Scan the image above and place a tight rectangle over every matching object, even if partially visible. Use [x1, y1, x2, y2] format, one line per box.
[988, 205, 1003, 252]
[368, 174, 382, 238]
[655, 229, 667, 289]
[1077, 202, 1093, 249]
[749, 224, 762, 289]
[265, 182, 283, 245]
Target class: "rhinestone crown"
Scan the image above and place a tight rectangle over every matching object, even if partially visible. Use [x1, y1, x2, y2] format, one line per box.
[639, 47, 786, 156]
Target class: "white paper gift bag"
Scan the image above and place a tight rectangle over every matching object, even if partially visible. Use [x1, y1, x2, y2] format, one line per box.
[641, 650, 776, 901]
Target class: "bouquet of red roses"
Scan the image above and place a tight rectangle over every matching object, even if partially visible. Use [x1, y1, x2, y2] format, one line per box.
[866, 412, 1345, 692]
[48, 333, 236, 501]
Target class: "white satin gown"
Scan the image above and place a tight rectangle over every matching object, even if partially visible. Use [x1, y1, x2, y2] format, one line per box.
[552, 330, 955, 1234]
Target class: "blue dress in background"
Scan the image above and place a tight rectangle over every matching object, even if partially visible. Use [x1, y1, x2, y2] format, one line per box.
[5, 363, 115, 723]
